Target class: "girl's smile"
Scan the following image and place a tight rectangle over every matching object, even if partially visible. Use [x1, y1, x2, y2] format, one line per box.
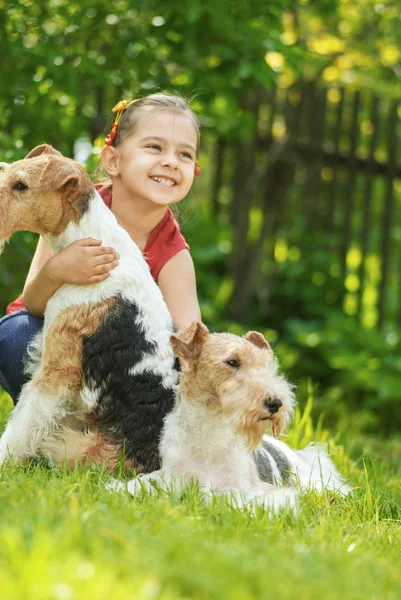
[150, 176, 177, 187]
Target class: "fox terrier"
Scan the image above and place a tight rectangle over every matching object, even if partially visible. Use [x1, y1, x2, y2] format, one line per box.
[125, 322, 351, 510]
[0, 144, 177, 472]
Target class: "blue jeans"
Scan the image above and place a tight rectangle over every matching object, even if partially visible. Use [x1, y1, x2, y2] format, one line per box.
[0, 310, 44, 404]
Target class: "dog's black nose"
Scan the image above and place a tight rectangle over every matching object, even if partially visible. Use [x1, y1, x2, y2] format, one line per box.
[264, 397, 282, 414]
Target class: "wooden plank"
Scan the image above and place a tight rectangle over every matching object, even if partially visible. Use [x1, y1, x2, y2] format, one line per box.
[340, 90, 361, 280]
[326, 87, 345, 232]
[301, 81, 319, 224]
[378, 101, 398, 329]
[267, 85, 277, 142]
[211, 138, 226, 217]
[313, 86, 328, 226]
[357, 96, 379, 320]
[288, 80, 303, 140]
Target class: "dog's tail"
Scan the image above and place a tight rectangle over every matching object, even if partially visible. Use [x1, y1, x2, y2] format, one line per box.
[39, 426, 136, 472]
[295, 443, 351, 495]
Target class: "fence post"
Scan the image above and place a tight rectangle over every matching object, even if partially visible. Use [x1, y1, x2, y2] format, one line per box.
[378, 101, 398, 329]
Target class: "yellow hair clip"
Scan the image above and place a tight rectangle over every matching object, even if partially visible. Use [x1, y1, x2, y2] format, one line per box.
[105, 99, 139, 146]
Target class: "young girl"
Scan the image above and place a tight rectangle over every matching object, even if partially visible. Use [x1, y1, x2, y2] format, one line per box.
[0, 94, 201, 403]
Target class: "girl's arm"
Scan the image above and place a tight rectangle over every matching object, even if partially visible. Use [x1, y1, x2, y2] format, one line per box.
[157, 249, 201, 332]
[22, 236, 56, 317]
[22, 236, 120, 318]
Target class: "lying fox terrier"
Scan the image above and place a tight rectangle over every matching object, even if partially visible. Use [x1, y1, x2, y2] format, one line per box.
[125, 322, 351, 510]
[0, 144, 177, 471]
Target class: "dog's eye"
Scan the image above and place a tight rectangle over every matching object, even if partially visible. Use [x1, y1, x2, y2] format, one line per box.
[12, 181, 29, 191]
[225, 359, 240, 368]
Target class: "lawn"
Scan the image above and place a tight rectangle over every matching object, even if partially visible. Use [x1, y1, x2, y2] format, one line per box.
[0, 389, 400, 600]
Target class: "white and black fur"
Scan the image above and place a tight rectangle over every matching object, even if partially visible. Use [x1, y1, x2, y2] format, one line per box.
[253, 437, 350, 494]
[0, 153, 178, 471]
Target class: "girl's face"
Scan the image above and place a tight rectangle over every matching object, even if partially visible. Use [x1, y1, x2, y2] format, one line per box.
[113, 111, 198, 208]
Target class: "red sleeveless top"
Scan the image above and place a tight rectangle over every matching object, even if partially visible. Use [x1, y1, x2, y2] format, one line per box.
[6, 183, 189, 315]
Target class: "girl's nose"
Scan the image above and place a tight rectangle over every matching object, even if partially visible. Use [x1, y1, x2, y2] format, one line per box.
[160, 153, 178, 169]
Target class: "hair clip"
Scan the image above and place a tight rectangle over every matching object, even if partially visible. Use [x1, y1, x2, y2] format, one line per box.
[195, 161, 201, 176]
[105, 99, 140, 146]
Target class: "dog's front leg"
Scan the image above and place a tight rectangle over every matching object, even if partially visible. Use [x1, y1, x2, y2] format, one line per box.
[0, 379, 71, 466]
[248, 485, 300, 513]
[126, 470, 181, 497]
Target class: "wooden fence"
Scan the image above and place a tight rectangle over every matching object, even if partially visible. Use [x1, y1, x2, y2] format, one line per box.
[212, 81, 401, 332]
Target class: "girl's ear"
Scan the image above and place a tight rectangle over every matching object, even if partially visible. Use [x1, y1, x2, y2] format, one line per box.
[100, 145, 120, 177]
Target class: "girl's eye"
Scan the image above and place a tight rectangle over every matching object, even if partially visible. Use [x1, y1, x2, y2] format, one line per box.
[225, 359, 240, 368]
[180, 151, 193, 160]
[146, 144, 161, 151]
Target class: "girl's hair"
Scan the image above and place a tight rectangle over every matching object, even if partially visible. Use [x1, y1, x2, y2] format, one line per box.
[110, 93, 200, 152]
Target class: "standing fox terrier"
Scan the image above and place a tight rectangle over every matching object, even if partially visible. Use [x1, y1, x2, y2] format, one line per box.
[126, 322, 351, 510]
[0, 144, 177, 471]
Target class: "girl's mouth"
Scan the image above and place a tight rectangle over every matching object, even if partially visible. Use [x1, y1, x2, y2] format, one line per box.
[150, 176, 176, 187]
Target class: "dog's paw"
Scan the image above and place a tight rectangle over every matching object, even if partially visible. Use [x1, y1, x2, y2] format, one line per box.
[247, 486, 300, 514]
[127, 477, 149, 497]
[105, 478, 126, 493]
[126, 471, 165, 497]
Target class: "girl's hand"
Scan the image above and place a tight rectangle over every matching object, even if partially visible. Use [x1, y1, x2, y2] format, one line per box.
[45, 238, 120, 286]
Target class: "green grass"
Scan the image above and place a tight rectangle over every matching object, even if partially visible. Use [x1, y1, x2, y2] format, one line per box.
[0, 390, 400, 600]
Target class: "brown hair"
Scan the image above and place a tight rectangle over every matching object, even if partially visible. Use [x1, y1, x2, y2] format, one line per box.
[109, 93, 200, 153]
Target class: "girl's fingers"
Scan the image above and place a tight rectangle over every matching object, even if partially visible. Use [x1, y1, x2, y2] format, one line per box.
[93, 260, 119, 274]
[89, 246, 117, 257]
[88, 273, 110, 284]
[93, 252, 119, 265]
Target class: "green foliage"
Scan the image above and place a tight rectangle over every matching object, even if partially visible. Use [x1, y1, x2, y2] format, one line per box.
[0, 0, 299, 160]
[183, 198, 401, 435]
[0, 233, 38, 313]
[280, 316, 401, 434]
[7, 0, 401, 165]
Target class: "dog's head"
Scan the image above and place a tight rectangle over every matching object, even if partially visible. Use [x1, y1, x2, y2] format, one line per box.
[171, 322, 295, 449]
[0, 144, 93, 253]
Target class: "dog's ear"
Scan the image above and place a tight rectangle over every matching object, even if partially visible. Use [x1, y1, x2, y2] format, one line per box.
[170, 322, 209, 361]
[39, 158, 89, 205]
[243, 331, 272, 352]
[25, 145, 62, 159]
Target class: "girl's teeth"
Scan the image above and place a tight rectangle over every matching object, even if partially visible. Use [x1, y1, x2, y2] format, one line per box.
[151, 177, 175, 187]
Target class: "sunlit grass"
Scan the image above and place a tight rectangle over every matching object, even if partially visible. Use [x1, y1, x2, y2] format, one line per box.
[0, 389, 400, 600]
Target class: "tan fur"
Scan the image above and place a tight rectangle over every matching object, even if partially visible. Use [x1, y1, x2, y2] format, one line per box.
[171, 324, 293, 449]
[33, 299, 150, 472]
[33, 299, 114, 397]
[170, 321, 209, 362]
[40, 427, 137, 472]
[243, 331, 272, 352]
[0, 144, 93, 246]
[34, 299, 143, 471]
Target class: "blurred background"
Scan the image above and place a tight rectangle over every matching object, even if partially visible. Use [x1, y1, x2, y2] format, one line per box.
[1, 0, 401, 436]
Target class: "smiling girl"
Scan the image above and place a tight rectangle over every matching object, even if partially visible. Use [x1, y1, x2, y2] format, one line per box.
[0, 94, 202, 403]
